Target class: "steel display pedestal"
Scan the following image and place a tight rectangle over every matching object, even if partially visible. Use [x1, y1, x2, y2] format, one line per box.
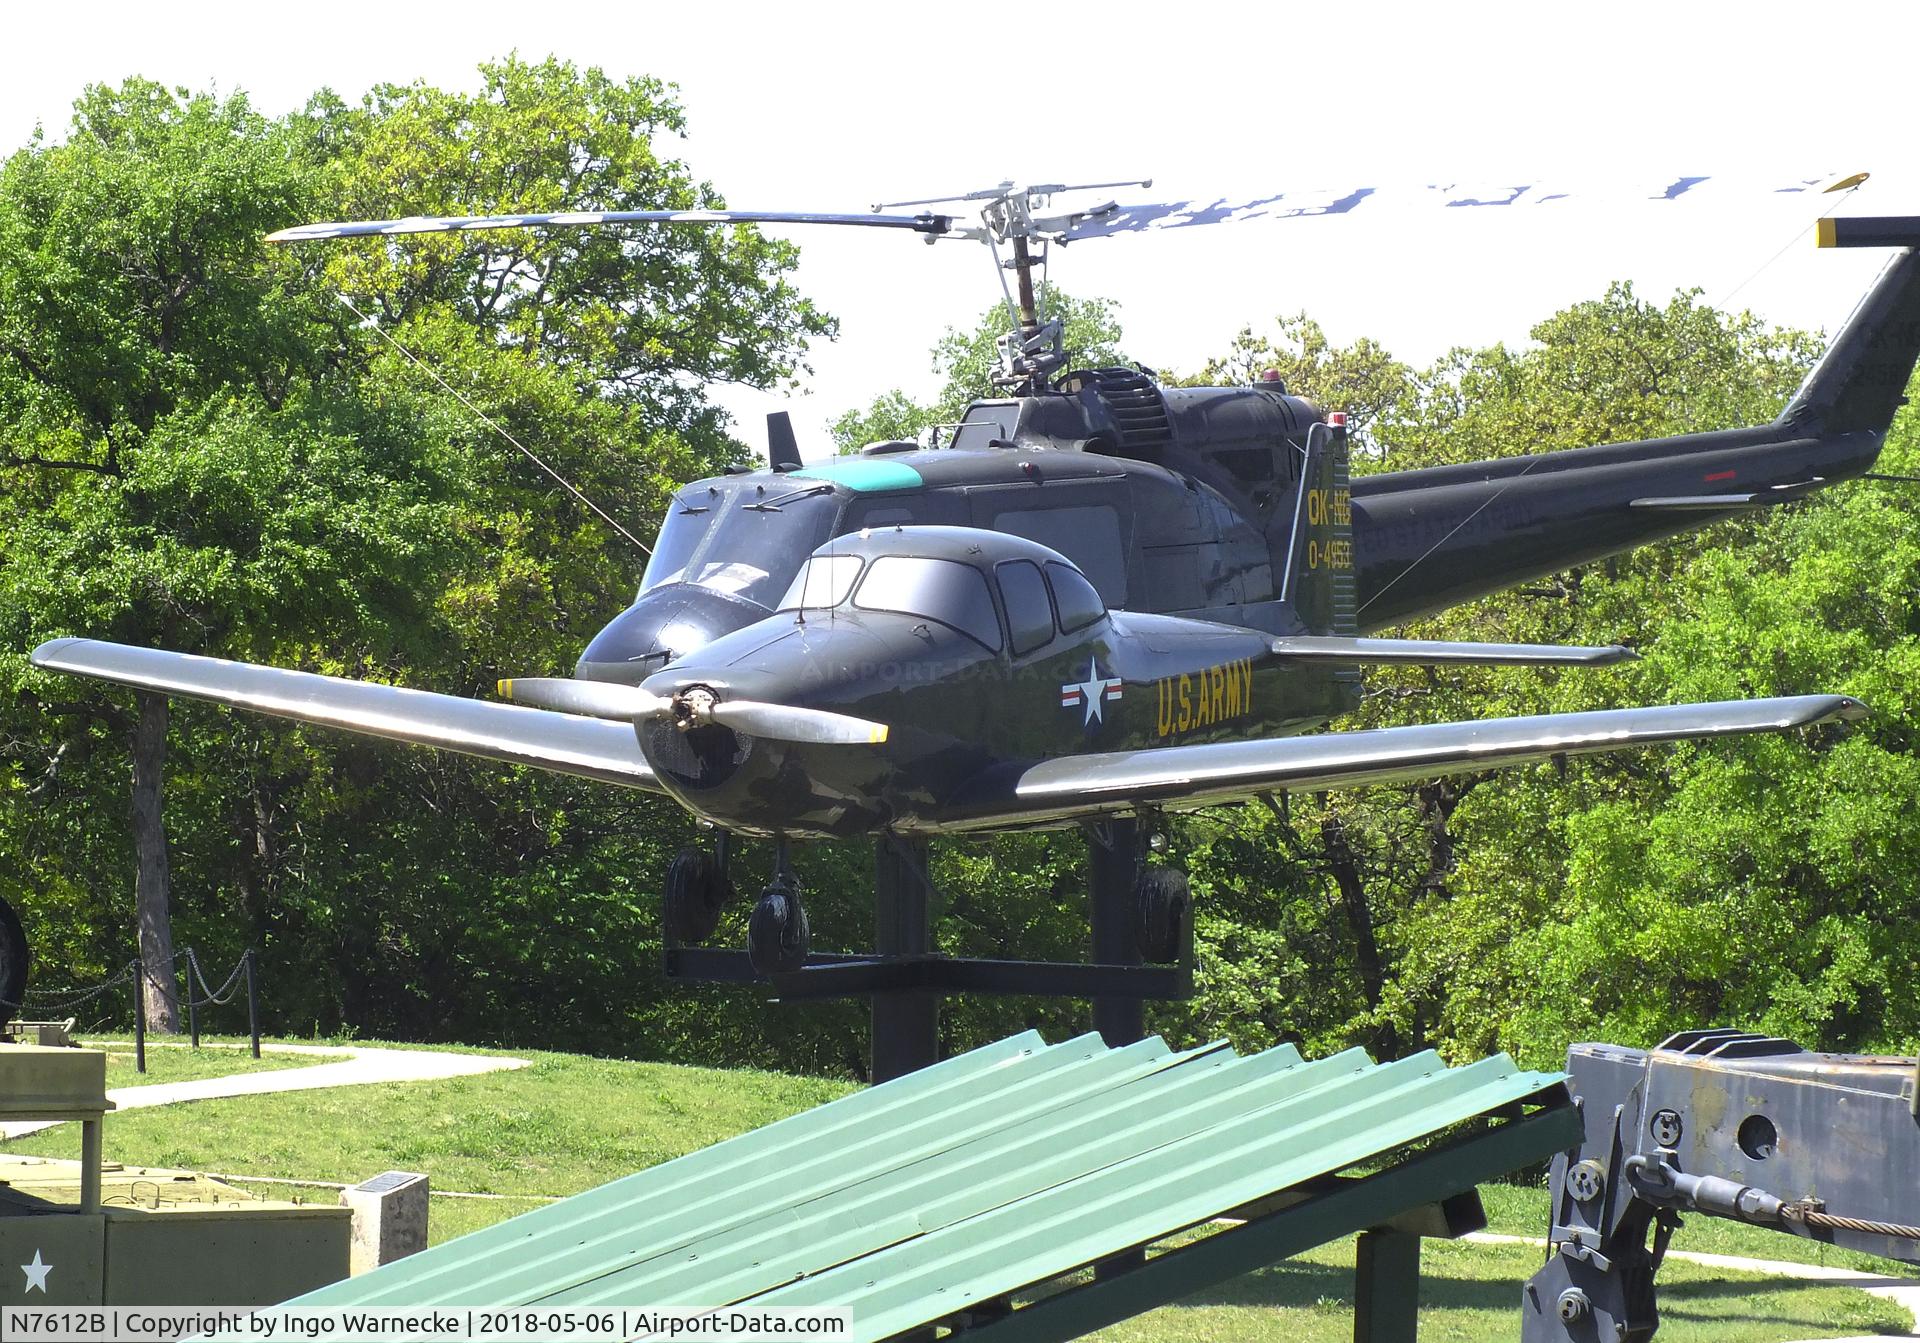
[662, 826, 1190, 1083]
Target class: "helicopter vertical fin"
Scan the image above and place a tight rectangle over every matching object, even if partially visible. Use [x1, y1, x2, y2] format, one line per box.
[767, 411, 803, 471]
[1278, 420, 1358, 636]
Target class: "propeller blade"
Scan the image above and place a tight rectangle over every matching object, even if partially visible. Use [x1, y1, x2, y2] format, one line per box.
[704, 700, 891, 745]
[497, 677, 668, 721]
[266, 209, 952, 244]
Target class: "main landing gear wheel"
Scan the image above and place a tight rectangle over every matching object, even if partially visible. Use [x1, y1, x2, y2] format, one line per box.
[1135, 867, 1190, 964]
[748, 882, 810, 976]
[0, 896, 27, 1030]
[663, 846, 734, 945]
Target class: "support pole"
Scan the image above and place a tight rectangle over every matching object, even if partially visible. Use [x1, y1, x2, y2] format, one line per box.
[79, 1118, 102, 1215]
[1089, 819, 1144, 1049]
[245, 948, 261, 1059]
[133, 960, 147, 1074]
[871, 836, 939, 1084]
[1090, 818, 1146, 1281]
[1353, 1230, 1421, 1342]
[185, 947, 199, 1049]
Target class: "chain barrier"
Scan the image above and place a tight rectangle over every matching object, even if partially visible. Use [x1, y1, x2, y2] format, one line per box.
[183, 947, 248, 1008]
[4, 948, 263, 1068]
[4, 958, 142, 1014]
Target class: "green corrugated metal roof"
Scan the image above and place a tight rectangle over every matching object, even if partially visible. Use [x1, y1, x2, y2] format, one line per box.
[288, 1033, 1569, 1339]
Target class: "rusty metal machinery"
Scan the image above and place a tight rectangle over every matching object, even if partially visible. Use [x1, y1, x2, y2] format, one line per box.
[1522, 1028, 1920, 1341]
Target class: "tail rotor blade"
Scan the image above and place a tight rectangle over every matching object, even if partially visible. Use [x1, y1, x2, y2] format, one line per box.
[498, 677, 669, 721]
[704, 700, 891, 745]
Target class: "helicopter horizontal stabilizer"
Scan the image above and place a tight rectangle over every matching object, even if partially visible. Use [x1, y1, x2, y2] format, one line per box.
[30, 639, 662, 791]
[1817, 216, 1920, 249]
[1269, 636, 1634, 666]
[991, 694, 1864, 824]
[1630, 478, 1825, 510]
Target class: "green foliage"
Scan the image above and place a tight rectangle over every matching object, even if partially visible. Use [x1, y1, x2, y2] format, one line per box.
[1169, 314, 1414, 455]
[829, 289, 1125, 453]
[1177, 284, 1918, 1072]
[0, 66, 839, 1064]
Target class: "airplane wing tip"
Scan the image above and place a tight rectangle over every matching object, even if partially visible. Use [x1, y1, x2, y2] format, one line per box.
[28, 636, 86, 669]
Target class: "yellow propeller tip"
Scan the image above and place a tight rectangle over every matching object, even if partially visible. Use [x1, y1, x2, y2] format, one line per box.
[872, 726, 889, 744]
[497, 679, 513, 698]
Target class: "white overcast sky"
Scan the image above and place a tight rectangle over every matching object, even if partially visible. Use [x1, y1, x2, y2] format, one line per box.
[8, 1, 1920, 458]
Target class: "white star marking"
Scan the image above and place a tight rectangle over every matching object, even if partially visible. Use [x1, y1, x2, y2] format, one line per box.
[1072, 659, 1109, 725]
[20, 1249, 50, 1294]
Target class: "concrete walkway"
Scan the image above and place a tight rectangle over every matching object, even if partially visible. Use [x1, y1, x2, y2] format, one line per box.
[1467, 1231, 1920, 1340]
[1, 1041, 530, 1139]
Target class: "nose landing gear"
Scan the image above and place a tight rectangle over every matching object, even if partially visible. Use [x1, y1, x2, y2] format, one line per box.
[747, 839, 809, 976]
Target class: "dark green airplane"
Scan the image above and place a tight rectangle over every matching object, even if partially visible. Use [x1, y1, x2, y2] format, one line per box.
[26, 193, 1920, 976]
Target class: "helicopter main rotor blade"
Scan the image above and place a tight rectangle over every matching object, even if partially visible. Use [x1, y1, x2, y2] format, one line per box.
[497, 677, 669, 721]
[702, 700, 890, 746]
[266, 209, 953, 244]
[1054, 171, 1868, 242]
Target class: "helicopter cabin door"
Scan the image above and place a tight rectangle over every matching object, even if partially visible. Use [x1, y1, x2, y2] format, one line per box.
[968, 481, 1132, 611]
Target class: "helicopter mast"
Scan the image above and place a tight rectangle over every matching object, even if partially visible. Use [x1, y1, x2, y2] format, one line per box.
[874, 179, 1152, 397]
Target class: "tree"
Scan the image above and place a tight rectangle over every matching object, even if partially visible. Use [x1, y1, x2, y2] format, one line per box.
[1171, 314, 1414, 455]
[830, 290, 1126, 453]
[1, 63, 831, 1041]
[1171, 284, 1873, 1069]
[0, 81, 350, 1029]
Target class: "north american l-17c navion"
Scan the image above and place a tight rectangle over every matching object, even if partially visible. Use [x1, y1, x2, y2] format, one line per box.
[27, 183, 1920, 979]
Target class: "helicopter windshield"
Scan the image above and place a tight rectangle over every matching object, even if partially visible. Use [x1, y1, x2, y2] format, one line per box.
[639, 493, 719, 593]
[640, 481, 842, 608]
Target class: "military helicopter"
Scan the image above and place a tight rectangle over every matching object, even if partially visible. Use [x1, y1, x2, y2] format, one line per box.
[26, 185, 1920, 980]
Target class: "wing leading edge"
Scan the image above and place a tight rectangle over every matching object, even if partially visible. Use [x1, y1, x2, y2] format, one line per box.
[958, 695, 1864, 830]
[29, 639, 660, 791]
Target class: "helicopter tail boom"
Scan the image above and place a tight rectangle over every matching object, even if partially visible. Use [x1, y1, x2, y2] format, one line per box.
[1349, 238, 1920, 628]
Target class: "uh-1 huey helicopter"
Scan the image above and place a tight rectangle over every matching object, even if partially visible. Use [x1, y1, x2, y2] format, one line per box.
[25, 180, 1920, 981]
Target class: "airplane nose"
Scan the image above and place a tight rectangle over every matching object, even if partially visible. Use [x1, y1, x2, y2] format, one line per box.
[574, 583, 771, 684]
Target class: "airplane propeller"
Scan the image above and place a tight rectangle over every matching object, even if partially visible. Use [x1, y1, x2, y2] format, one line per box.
[497, 678, 889, 745]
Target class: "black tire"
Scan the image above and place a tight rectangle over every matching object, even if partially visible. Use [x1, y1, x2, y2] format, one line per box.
[664, 846, 734, 945]
[0, 896, 27, 1030]
[1135, 867, 1190, 964]
[747, 883, 810, 976]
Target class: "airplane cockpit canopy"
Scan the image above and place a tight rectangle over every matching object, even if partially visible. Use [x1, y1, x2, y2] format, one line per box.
[777, 527, 1107, 655]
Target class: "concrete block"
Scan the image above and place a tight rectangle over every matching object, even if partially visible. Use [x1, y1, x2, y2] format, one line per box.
[340, 1170, 428, 1275]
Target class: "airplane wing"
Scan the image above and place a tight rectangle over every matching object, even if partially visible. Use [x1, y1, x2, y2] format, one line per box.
[951, 695, 1863, 830]
[29, 639, 661, 791]
[1268, 636, 1634, 665]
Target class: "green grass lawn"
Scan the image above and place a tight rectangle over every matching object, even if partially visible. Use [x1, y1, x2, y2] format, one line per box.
[1086, 1236, 1907, 1342]
[80, 1034, 323, 1087]
[2, 1038, 1910, 1339]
